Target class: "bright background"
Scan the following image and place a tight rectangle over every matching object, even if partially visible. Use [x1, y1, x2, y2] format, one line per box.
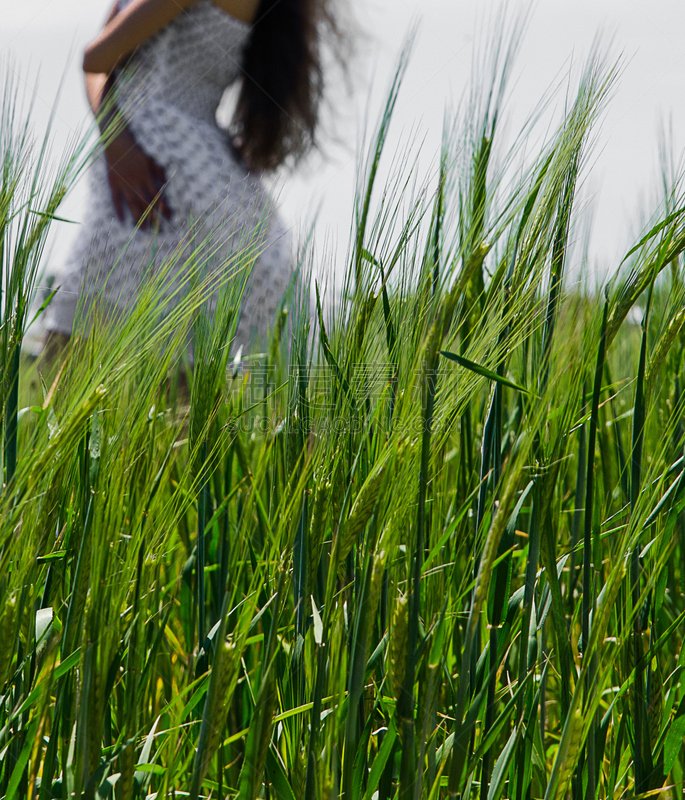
[3, 0, 685, 297]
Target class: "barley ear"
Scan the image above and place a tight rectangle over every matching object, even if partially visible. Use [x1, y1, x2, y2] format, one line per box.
[340, 458, 387, 561]
[389, 592, 409, 701]
[0, 592, 17, 687]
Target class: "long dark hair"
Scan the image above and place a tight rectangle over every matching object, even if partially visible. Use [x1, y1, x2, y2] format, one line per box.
[233, 0, 339, 172]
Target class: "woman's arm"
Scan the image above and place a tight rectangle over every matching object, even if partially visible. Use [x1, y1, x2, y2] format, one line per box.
[85, 1, 171, 226]
[84, 0, 263, 73]
[85, 72, 114, 124]
[84, 0, 121, 122]
[83, 0, 196, 73]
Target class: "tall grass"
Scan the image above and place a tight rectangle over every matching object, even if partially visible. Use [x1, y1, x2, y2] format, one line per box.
[3, 22, 685, 800]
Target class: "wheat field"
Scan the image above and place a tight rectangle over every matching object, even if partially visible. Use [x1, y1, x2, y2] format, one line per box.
[2, 25, 685, 800]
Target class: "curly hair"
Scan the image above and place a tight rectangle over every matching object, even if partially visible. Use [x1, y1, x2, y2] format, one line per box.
[232, 0, 340, 172]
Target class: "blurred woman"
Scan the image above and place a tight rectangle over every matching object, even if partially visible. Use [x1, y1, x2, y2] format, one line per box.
[45, 0, 339, 352]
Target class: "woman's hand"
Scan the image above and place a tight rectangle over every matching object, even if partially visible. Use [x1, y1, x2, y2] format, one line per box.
[105, 126, 171, 228]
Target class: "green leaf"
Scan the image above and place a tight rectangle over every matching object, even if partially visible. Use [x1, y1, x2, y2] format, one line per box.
[266, 747, 297, 800]
[621, 206, 685, 263]
[315, 281, 353, 403]
[439, 350, 529, 394]
[37, 550, 67, 564]
[28, 285, 60, 328]
[55, 647, 81, 679]
[488, 726, 519, 800]
[36, 606, 53, 643]
[663, 697, 685, 776]
[643, 469, 684, 529]
[28, 208, 78, 223]
[363, 720, 397, 800]
[311, 596, 323, 645]
[135, 716, 161, 788]
[6, 717, 39, 799]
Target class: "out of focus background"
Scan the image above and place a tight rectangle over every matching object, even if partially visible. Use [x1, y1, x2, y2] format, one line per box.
[3, 0, 685, 299]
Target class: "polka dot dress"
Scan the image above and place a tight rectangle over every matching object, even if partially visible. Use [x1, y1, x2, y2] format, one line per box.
[46, 0, 293, 349]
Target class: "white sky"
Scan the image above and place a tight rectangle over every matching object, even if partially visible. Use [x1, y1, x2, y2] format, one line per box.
[3, 0, 685, 286]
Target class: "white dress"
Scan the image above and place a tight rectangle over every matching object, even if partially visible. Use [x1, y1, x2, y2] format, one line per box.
[46, 0, 292, 348]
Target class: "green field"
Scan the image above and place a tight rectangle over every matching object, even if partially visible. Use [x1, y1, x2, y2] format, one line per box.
[2, 31, 685, 800]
